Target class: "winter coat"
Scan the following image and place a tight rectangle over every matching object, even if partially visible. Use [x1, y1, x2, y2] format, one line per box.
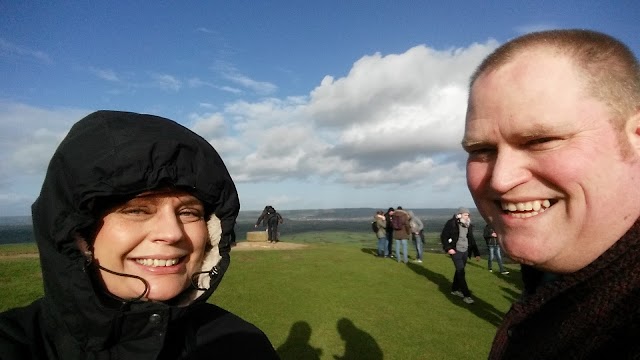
[392, 209, 412, 240]
[490, 219, 640, 359]
[374, 215, 387, 239]
[406, 210, 424, 234]
[0, 111, 278, 359]
[483, 224, 499, 246]
[439, 215, 480, 257]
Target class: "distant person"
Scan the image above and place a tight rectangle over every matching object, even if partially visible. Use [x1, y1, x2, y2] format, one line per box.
[440, 207, 480, 304]
[463, 29, 640, 358]
[391, 206, 411, 264]
[373, 210, 388, 257]
[255, 206, 283, 243]
[483, 224, 508, 274]
[406, 210, 424, 263]
[0, 111, 278, 359]
[256, 205, 274, 227]
[384, 207, 395, 257]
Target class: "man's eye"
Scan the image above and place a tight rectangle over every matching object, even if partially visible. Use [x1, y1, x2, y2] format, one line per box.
[466, 147, 496, 160]
[525, 137, 561, 149]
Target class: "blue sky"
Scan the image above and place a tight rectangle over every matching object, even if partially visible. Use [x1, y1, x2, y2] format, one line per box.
[1, 1, 638, 216]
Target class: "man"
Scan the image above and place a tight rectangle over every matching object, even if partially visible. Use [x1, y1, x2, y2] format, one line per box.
[255, 206, 283, 243]
[463, 29, 640, 358]
[384, 207, 395, 257]
[391, 206, 411, 264]
[483, 224, 508, 275]
[440, 207, 481, 304]
[407, 210, 424, 263]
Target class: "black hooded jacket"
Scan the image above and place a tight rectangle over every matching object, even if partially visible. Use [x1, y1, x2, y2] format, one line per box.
[0, 111, 279, 359]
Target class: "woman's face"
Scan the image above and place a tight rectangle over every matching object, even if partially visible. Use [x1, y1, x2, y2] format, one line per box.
[92, 189, 209, 301]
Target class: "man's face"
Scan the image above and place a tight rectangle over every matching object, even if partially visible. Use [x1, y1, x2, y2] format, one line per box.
[463, 50, 640, 272]
[92, 190, 209, 301]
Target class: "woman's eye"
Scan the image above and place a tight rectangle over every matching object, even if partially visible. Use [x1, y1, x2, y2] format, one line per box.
[120, 207, 148, 215]
[179, 209, 204, 222]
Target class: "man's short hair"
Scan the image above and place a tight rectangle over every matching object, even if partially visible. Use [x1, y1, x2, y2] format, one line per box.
[470, 29, 640, 128]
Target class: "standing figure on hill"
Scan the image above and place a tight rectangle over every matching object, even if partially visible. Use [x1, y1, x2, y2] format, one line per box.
[483, 224, 509, 275]
[373, 210, 388, 257]
[440, 207, 480, 304]
[255, 206, 283, 243]
[407, 210, 424, 263]
[391, 206, 411, 264]
[0, 111, 278, 359]
[384, 207, 395, 258]
[464, 29, 640, 358]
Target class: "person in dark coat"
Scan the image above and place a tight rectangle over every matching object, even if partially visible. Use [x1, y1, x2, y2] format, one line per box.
[255, 206, 283, 243]
[0, 111, 279, 359]
[440, 207, 480, 304]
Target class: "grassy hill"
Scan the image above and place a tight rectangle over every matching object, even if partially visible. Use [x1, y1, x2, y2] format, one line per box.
[0, 231, 521, 359]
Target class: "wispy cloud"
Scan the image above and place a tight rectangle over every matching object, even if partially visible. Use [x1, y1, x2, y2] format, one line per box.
[224, 72, 277, 95]
[0, 37, 52, 64]
[89, 67, 121, 82]
[150, 73, 182, 91]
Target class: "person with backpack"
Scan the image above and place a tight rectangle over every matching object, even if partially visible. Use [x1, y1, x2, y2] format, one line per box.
[372, 210, 388, 257]
[407, 210, 425, 263]
[255, 206, 283, 243]
[392, 206, 412, 264]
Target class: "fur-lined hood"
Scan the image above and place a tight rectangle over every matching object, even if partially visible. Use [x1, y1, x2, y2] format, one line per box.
[31, 110, 240, 350]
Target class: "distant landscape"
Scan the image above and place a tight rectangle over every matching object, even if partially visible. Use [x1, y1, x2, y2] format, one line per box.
[0, 208, 486, 246]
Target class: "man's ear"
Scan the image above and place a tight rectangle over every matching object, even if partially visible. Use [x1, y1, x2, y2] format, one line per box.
[628, 109, 640, 155]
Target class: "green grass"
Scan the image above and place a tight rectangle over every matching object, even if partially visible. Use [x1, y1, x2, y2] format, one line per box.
[0, 232, 522, 359]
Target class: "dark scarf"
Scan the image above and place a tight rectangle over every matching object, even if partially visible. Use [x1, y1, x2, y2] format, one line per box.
[489, 219, 640, 359]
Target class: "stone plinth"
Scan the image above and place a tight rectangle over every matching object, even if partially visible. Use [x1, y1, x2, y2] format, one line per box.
[246, 231, 268, 242]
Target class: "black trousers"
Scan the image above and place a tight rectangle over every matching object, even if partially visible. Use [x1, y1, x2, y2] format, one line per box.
[267, 225, 279, 241]
[451, 251, 471, 297]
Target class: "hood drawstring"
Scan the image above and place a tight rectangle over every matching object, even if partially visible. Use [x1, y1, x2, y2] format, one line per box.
[82, 248, 150, 305]
[190, 266, 220, 291]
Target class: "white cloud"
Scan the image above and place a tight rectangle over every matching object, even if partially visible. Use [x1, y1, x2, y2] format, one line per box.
[0, 40, 496, 214]
[89, 67, 121, 82]
[150, 73, 182, 91]
[0, 37, 52, 64]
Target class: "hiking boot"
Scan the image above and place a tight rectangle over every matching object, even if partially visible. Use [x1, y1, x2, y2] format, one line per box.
[501, 271, 510, 275]
[451, 290, 464, 298]
[488, 269, 493, 273]
[463, 297, 475, 304]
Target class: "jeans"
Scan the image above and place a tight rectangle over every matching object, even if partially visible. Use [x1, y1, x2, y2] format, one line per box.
[395, 239, 408, 263]
[386, 232, 393, 255]
[488, 245, 505, 272]
[412, 233, 423, 260]
[451, 250, 471, 297]
[377, 236, 388, 256]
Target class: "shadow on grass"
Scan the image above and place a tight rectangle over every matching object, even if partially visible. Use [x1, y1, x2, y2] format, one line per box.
[276, 319, 383, 360]
[360, 247, 379, 257]
[277, 321, 323, 360]
[467, 259, 524, 300]
[407, 262, 506, 327]
[334, 318, 383, 360]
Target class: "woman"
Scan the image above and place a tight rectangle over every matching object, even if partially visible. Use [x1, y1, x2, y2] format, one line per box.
[0, 111, 279, 359]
